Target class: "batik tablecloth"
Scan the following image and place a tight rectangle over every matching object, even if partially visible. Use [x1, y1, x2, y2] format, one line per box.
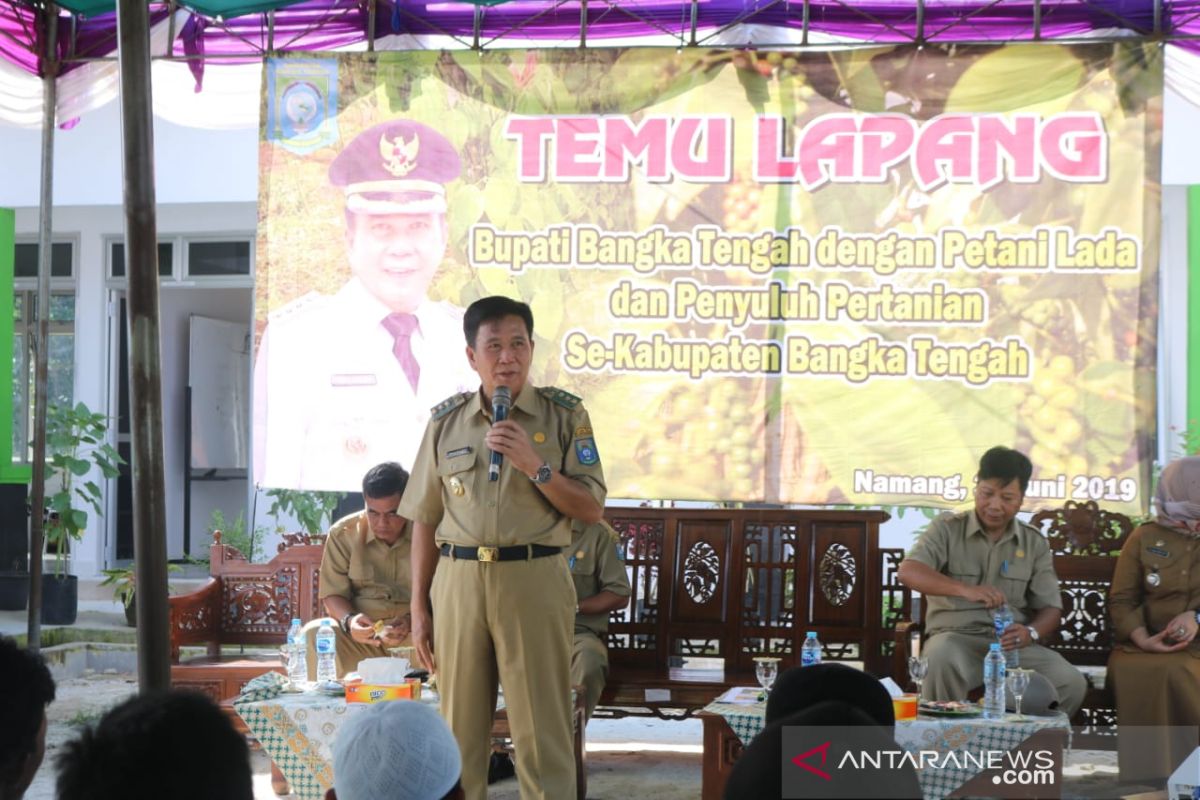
[234, 672, 521, 800]
[702, 695, 1071, 800]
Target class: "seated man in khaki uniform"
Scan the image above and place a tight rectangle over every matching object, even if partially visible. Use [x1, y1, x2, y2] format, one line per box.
[897, 446, 1087, 717]
[305, 462, 413, 678]
[569, 519, 631, 720]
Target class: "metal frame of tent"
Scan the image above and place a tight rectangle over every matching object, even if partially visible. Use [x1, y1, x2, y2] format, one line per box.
[1, 0, 1191, 689]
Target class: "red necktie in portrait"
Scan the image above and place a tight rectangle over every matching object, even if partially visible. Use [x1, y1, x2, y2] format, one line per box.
[382, 312, 421, 391]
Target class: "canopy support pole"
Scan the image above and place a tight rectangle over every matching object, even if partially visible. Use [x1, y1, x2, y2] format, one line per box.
[367, 0, 375, 52]
[580, 0, 587, 48]
[1154, 0, 1162, 35]
[801, 0, 810, 45]
[916, 0, 925, 44]
[1033, 0, 1041, 39]
[26, 0, 57, 653]
[472, 3, 481, 50]
[688, 0, 697, 46]
[116, 0, 171, 692]
[166, 0, 176, 56]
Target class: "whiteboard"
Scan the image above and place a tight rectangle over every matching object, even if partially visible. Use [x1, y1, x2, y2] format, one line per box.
[189, 315, 250, 471]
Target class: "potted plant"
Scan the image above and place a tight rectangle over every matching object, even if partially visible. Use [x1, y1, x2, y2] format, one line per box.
[265, 489, 343, 538]
[39, 401, 124, 625]
[100, 563, 182, 626]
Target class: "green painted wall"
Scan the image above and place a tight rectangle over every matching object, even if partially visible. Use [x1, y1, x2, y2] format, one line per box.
[0, 208, 24, 484]
[1189, 187, 1200, 452]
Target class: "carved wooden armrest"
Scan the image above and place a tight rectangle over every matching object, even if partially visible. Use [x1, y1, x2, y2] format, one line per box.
[168, 578, 220, 661]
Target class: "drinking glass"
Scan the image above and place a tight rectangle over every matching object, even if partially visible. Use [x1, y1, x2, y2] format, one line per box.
[753, 657, 781, 694]
[1007, 669, 1032, 720]
[907, 656, 928, 700]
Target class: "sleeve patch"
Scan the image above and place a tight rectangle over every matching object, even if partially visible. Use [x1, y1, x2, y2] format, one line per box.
[575, 437, 600, 465]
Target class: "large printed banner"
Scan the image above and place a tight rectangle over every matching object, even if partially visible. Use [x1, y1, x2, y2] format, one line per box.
[255, 45, 1161, 514]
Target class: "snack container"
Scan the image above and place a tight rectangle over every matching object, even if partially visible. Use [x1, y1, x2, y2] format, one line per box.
[344, 679, 419, 704]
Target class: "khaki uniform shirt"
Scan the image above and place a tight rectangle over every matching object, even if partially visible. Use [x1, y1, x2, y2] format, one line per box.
[252, 280, 477, 491]
[570, 520, 632, 636]
[906, 510, 1062, 636]
[399, 385, 607, 548]
[318, 510, 412, 621]
[1110, 522, 1200, 643]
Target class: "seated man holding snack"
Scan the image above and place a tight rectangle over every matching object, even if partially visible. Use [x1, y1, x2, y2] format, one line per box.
[305, 462, 415, 679]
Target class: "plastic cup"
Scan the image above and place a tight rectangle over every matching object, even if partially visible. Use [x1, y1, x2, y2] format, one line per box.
[892, 693, 918, 721]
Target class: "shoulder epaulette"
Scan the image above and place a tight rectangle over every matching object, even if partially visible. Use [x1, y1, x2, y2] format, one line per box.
[538, 386, 582, 409]
[1018, 519, 1044, 537]
[430, 392, 470, 420]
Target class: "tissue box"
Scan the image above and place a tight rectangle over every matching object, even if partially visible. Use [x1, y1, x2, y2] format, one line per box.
[345, 679, 421, 704]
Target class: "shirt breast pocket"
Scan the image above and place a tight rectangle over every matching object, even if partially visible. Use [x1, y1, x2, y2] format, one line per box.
[947, 561, 982, 586]
[1142, 556, 1169, 593]
[438, 451, 477, 501]
[1000, 560, 1032, 601]
[569, 547, 597, 578]
[349, 562, 383, 598]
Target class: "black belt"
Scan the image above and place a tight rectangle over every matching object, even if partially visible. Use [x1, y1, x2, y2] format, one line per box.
[439, 543, 561, 563]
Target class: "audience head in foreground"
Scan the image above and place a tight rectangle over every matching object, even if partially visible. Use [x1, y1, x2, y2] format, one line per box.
[766, 662, 895, 730]
[56, 690, 252, 800]
[0, 636, 56, 800]
[328, 699, 464, 800]
[724, 700, 922, 800]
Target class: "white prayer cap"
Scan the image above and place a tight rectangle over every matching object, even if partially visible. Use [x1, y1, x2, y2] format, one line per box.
[332, 700, 461, 800]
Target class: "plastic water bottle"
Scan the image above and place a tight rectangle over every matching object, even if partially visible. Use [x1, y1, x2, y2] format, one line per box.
[991, 603, 1019, 667]
[286, 618, 307, 686]
[315, 618, 337, 683]
[801, 631, 823, 667]
[983, 642, 1007, 720]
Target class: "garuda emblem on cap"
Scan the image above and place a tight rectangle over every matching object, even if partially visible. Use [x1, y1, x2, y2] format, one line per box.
[380, 133, 420, 177]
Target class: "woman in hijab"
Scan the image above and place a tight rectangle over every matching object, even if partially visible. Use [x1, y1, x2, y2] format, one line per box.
[1108, 456, 1200, 783]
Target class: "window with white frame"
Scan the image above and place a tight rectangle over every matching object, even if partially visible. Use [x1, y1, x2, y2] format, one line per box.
[11, 241, 75, 464]
[185, 238, 252, 278]
[105, 236, 252, 282]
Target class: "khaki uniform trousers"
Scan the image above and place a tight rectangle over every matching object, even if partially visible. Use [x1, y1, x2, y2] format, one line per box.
[433, 554, 576, 800]
[300, 618, 397, 681]
[923, 630, 1088, 718]
[571, 631, 609, 721]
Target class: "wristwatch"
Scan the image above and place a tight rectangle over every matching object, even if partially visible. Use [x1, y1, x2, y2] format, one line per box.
[340, 612, 356, 635]
[530, 462, 553, 485]
[1026, 625, 1040, 643]
[1194, 610, 1200, 627]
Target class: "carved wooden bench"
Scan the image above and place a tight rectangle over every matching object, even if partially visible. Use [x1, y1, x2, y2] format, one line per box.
[171, 508, 911, 721]
[597, 507, 909, 717]
[891, 500, 1134, 747]
[168, 531, 325, 702]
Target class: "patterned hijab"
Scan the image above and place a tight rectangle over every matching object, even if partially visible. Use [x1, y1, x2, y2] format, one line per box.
[1156, 457, 1200, 533]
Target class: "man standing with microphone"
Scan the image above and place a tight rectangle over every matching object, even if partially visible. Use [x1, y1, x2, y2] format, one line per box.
[400, 295, 606, 800]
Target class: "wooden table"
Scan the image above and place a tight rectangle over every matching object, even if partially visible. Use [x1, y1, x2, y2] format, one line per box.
[699, 699, 1070, 800]
[234, 678, 586, 799]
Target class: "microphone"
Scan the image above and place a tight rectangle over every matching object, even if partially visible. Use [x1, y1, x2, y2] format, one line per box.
[488, 385, 512, 482]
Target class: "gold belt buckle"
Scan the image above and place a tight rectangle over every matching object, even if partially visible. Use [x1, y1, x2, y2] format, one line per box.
[477, 546, 499, 563]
